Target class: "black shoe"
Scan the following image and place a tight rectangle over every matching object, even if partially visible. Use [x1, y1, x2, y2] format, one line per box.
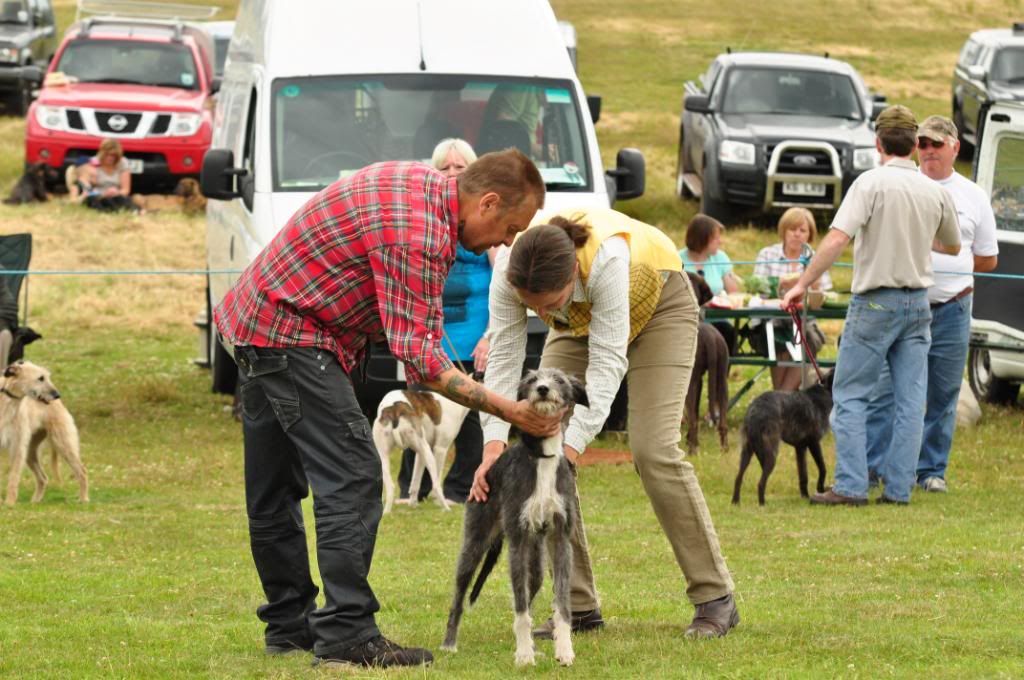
[685, 593, 740, 639]
[876, 495, 909, 506]
[265, 638, 313, 656]
[312, 635, 433, 668]
[533, 608, 605, 639]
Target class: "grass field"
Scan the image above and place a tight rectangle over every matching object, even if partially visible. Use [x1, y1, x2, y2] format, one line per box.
[1, 1, 1023, 678]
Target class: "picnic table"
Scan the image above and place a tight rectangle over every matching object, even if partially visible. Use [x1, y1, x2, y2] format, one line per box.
[704, 304, 848, 410]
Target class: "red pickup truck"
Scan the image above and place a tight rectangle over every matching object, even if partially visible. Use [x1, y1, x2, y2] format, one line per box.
[24, 16, 217, 191]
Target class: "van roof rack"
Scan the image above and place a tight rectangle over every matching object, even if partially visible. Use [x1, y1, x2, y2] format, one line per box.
[75, 0, 219, 23]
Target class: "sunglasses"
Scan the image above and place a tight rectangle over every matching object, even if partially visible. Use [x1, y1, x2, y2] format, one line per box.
[917, 138, 947, 150]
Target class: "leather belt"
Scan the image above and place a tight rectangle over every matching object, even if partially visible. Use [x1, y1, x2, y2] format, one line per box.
[931, 286, 973, 308]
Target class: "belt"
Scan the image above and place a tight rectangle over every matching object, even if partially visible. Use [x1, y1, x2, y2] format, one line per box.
[931, 286, 972, 308]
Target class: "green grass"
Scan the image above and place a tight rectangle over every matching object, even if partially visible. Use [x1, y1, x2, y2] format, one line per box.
[1, 1, 1023, 678]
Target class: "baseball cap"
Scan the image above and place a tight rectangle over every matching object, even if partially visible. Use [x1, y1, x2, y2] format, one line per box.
[874, 105, 918, 131]
[917, 115, 958, 141]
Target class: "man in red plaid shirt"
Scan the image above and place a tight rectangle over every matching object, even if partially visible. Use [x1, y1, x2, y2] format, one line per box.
[215, 149, 560, 669]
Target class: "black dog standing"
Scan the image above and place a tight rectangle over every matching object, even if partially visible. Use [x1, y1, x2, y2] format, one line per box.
[733, 370, 834, 505]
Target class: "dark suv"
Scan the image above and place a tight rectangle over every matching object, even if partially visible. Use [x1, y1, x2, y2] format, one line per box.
[0, 0, 57, 115]
[677, 52, 886, 224]
[952, 24, 1024, 157]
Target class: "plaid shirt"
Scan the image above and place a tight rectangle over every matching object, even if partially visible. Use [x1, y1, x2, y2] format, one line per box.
[214, 161, 458, 384]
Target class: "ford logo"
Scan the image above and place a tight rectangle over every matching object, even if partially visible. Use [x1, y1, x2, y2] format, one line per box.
[793, 154, 817, 166]
[108, 114, 129, 131]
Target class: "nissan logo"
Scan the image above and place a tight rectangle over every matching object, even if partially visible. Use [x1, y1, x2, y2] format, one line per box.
[793, 154, 818, 166]
[108, 114, 129, 131]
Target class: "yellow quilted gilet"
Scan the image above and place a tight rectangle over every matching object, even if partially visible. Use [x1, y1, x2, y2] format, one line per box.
[534, 208, 682, 342]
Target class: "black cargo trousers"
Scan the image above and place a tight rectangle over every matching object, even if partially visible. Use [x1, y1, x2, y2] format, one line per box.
[235, 345, 383, 657]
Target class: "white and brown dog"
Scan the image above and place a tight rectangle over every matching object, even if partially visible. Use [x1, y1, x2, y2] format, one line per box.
[1, 361, 87, 507]
[372, 389, 469, 513]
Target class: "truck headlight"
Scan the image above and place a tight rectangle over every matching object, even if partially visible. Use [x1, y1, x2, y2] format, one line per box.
[853, 147, 880, 170]
[719, 140, 756, 166]
[0, 47, 18, 64]
[168, 113, 201, 136]
[34, 105, 66, 131]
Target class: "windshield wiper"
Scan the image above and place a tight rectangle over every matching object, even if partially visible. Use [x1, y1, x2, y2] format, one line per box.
[83, 78, 149, 85]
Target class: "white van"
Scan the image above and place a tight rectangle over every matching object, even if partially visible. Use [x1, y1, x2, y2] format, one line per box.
[198, 0, 645, 398]
[968, 101, 1024, 404]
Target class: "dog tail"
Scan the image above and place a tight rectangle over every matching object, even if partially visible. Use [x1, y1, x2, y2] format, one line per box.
[468, 537, 503, 605]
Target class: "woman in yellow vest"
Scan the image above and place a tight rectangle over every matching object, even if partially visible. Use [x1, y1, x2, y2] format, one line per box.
[473, 207, 739, 639]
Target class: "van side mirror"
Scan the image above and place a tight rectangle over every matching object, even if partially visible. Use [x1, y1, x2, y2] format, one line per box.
[684, 94, 712, 114]
[19, 65, 43, 85]
[870, 101, 887, 121]
[606, 148, 645, 201]
[587, 95, 601, 124]
[872, 92, 887, 103]
[201, 148, 245, 200]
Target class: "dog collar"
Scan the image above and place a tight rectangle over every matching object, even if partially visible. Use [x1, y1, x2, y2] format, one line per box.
[1, 387, 20, 400]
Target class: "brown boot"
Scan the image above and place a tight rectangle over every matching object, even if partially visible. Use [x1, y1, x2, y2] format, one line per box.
[532, 608, 605, 639]
[685, 593, 740, 639]
[809, 487, 868, 506]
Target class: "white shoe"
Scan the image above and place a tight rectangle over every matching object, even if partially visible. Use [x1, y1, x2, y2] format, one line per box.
[921, 477, 947, 493]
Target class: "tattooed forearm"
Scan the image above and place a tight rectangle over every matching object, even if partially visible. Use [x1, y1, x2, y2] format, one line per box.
[440, 372, 494, 414]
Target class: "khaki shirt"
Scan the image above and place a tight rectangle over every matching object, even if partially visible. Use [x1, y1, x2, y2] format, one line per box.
[830, 158, 961, 294]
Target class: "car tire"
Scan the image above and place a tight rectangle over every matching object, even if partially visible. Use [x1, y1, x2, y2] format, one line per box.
[700, 190, 735, 225]
[676, 131, 693, 199]
[968, 346, 1020, 404]
[953, 103, 973, 160]
[6, 82, 31, 117]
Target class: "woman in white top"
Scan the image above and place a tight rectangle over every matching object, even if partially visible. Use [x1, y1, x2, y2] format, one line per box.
[753, 207, 831, 390]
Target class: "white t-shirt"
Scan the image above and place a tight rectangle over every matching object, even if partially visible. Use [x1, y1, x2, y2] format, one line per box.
[927, 171, 1000, 304]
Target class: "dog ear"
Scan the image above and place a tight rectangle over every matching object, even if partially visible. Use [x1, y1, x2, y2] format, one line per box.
[517, 370, 537, 401]
[569, 375, 589, 408]
[4, 362, 22, 377]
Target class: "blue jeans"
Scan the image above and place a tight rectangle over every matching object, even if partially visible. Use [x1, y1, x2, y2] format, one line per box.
[866, 294, 972, 485]
[831, 288, 931, 502]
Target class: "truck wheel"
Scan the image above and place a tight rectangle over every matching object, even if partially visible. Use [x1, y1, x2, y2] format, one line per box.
[700, 191, 735, 225]
[676, 133, 693, 199]
[953, 104, 973, 160]
[6, 83, 31, 117]
[968, 347, 1020, 404]
[206, 285, 238, 395]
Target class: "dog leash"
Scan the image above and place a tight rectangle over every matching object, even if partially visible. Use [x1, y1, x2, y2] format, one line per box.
[787, 305, 825, 384]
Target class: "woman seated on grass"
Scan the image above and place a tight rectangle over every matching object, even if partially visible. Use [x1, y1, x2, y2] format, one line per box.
[78, 138, 138, 213]
[753, 207, 832, 390]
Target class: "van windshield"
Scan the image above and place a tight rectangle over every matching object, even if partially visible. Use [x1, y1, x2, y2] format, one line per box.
[55, 39, 200, 90]
[721, 67, 863, 119]
[271, 75, 591, 192]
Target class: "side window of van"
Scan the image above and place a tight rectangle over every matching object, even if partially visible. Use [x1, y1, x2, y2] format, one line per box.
[991, 135, 1024, 232]
[240, 88, 257, 211]
[958, 40, 981, 68]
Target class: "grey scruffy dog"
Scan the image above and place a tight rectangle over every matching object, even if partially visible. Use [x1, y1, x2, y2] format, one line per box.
[733, 370, 834, 505]
[441, 368, 587, 667]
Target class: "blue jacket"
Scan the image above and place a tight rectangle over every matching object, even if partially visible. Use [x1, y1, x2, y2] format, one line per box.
[442, 244, 492, 362]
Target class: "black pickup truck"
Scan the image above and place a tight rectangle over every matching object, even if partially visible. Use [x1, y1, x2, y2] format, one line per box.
[677, 52, 887, 224]
[0, 0, 57, 115]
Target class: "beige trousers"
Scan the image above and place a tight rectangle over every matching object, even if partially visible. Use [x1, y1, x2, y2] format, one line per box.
[540, 270, 735, 609]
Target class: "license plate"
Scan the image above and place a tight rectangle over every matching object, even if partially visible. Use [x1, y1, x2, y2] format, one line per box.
[125, 158, 144, 174]
[783, 182, 826, 197]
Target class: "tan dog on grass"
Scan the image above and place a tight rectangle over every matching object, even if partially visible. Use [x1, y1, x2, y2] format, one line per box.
[1, 361, 87, 506]
[372, 389, 469, 513]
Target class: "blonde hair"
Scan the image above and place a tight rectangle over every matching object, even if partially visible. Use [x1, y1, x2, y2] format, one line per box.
[777, 207, 817, 244]
[97, 138, 124, 161]
[431, 138, 477, 170]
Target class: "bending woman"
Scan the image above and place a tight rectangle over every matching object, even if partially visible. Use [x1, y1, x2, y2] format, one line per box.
[473, 207, 739, 639]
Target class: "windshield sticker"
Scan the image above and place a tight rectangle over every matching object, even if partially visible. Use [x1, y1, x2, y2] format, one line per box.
[539, 166, 585, 186]
[281, 84, 301, 98]
[180, 73, 195, 87]
[545, 88, 572, 104]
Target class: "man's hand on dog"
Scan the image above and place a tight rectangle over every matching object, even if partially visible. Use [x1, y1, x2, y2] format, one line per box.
[508, 399, 565, 438]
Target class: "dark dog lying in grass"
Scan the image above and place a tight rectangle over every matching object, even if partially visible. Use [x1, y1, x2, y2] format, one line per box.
[684, 272, 729, 453]
[733, 370, 834, 505]
[4, 163, 58, 205]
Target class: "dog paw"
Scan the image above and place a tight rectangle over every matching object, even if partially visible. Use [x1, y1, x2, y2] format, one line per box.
[514, 651, 536, 667]
[555, 651, 575, 666]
